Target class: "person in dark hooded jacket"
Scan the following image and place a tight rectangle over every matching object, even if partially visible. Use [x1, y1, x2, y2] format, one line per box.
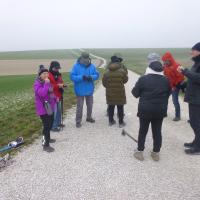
[103, 61, 128, 128]
[132, 61, 171, 161]
[162, 52, 185, 121]
[106, 54, 128, 117]
[178, 42, 200, 155]
[48, 61, 64, 132]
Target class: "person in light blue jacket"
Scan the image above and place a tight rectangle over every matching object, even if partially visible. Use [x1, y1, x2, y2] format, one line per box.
[70, 52, 99, 128]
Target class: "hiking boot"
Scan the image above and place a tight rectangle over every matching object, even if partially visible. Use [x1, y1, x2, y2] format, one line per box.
[43, 146, 55, 153]
[76, 123, 82, 128]
[151, 151, 160, 161]
[184, 142, 194, 148]
[185, 147, 200, 155]
[109, 120, 116, 126]
[173, 117, 181, 122]
[119, 122, 126, 128]
[134, 150, 144, 161]
[49, 139, 56, 143]
[51, 127, 60, 132]
[86, 118, 95, 123]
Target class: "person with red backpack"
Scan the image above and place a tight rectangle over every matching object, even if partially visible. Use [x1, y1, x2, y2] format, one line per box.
[48, 61, 65, 132]
[162, 52, 185, 121]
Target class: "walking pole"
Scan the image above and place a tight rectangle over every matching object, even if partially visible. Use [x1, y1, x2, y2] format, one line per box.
[61, 94, 64, 131]
[121, 129, 138, 143]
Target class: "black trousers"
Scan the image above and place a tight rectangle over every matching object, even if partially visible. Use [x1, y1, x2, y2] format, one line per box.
[138, 118, 163, 152]
[189, 104, 200, 148]
[40, 114, 54, 146]
[108, 105, 124, 124]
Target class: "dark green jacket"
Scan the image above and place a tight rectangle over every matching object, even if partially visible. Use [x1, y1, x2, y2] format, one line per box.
[102, 63, 128, 105]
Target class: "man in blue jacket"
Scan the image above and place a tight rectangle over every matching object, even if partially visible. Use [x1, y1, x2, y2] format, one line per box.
[70, 52, 100, 128]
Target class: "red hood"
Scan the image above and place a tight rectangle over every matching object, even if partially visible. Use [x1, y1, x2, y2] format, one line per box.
[162, 52, 177, 66]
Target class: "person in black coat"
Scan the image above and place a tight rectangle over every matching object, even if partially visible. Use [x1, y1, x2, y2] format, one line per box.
[132, 61, 171, 161]
[178, 42, 200, 155]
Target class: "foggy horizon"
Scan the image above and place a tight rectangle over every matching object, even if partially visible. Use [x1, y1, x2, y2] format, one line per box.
[0, 0, 199, 52]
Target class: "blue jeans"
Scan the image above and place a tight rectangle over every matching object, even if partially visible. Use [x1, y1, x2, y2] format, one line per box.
[52, 101, 61, 129]
[172, 88, 180, 118]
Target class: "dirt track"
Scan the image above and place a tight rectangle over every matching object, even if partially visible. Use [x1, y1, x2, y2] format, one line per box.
[0, 59, 101, 75]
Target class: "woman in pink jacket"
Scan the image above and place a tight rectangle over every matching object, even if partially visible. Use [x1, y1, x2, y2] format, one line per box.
[34, 65, 56, 152]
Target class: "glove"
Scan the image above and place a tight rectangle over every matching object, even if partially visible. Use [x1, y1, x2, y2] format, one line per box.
[83, 75, 88, 81]
[86, 76, 93, 81]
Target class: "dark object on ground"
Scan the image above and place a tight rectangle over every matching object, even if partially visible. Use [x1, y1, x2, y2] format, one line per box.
[184, 142, 194, 148]
[0, 137, 24, 153]
[121, 129, 138, 143]
[185, 147, 200, 155]
[86, 118, 95, 123]
[43, 146, 55, 153]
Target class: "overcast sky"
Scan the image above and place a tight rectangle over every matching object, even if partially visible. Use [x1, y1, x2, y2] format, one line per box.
[0, 0, 199, 51]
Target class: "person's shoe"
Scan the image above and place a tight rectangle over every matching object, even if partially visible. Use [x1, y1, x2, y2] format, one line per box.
[43, 146, 55, 153]
[184, 142, 194, 149]
[76, 123, 82, 128]
[134, 150, 144, 161]
[51, 127, 60, 132]
[86, 118, 95, 123]
[109, 120, 116, 126]
[151, 151, 160, 161]
[173, 117, 181, 122]
[119, 122, 126, 128]
[185, 147, 200, 155]
[187, 120, 190, 123]
[59, 124, 65, 128]
[49, 139, 56, 143]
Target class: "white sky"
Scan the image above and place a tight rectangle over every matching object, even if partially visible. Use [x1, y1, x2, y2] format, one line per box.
[0, 0, 199, 51]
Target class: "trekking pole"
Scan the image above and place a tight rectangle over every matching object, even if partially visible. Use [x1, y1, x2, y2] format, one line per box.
[121, 129, 138, 143]
[61, 94, 64, 131]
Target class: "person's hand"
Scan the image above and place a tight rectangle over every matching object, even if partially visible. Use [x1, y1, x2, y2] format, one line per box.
[83, 75, 88, 81]
[87, 76, 93, 81]
[177, 66, 184, 73]
[45, 78, 50, 83]
[58, 83, 64, 88]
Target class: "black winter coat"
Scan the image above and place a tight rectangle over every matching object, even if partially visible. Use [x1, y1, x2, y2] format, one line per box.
[132, 74, 171, 119]
[183, 55, 200, 105]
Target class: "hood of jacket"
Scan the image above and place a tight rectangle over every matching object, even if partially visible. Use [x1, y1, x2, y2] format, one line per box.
[108, 62, 121, 71]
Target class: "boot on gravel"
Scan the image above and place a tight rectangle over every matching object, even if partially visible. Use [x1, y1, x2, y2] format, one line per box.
[43, 146, 55, 153]
[86, 118, 95, 123]
[51, 127, 60, 132]
[151, 151, 160, 161]
[173, 117, 181, 122]
[109, 120, 116, 126]
[185, 147, 200, 155]
[49, 139, 56, 143]
[184, 142, 194, 148]
[76, 123, 82, 128]
[134, 150, 144, 161]
[119, 122, 126, 128]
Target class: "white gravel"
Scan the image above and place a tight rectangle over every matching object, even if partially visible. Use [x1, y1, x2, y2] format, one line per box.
[0, 69, 200, 200]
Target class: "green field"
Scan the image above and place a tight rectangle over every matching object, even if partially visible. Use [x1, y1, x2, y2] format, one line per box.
[0, 49, 79, 60]
[0, 73, 77, 149]
[0, 48, 191, 153]
[85, 48, 192, 74]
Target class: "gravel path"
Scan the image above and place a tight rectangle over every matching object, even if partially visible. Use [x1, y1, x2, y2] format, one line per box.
[1, 69, 200, 200]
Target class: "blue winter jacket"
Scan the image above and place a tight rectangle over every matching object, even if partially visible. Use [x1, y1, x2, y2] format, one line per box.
[70, 61, 100, 96]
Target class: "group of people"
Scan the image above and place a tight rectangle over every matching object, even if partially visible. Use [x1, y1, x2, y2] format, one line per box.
[34, 42, 200, 162]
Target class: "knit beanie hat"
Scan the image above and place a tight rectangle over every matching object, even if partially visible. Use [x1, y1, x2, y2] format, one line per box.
[38, 65, 48, 76]
[49, 61, 61, 71]
[149, 61, 163, 72]
[147, 53, 161, 64]
[192, 42, 200, 52]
